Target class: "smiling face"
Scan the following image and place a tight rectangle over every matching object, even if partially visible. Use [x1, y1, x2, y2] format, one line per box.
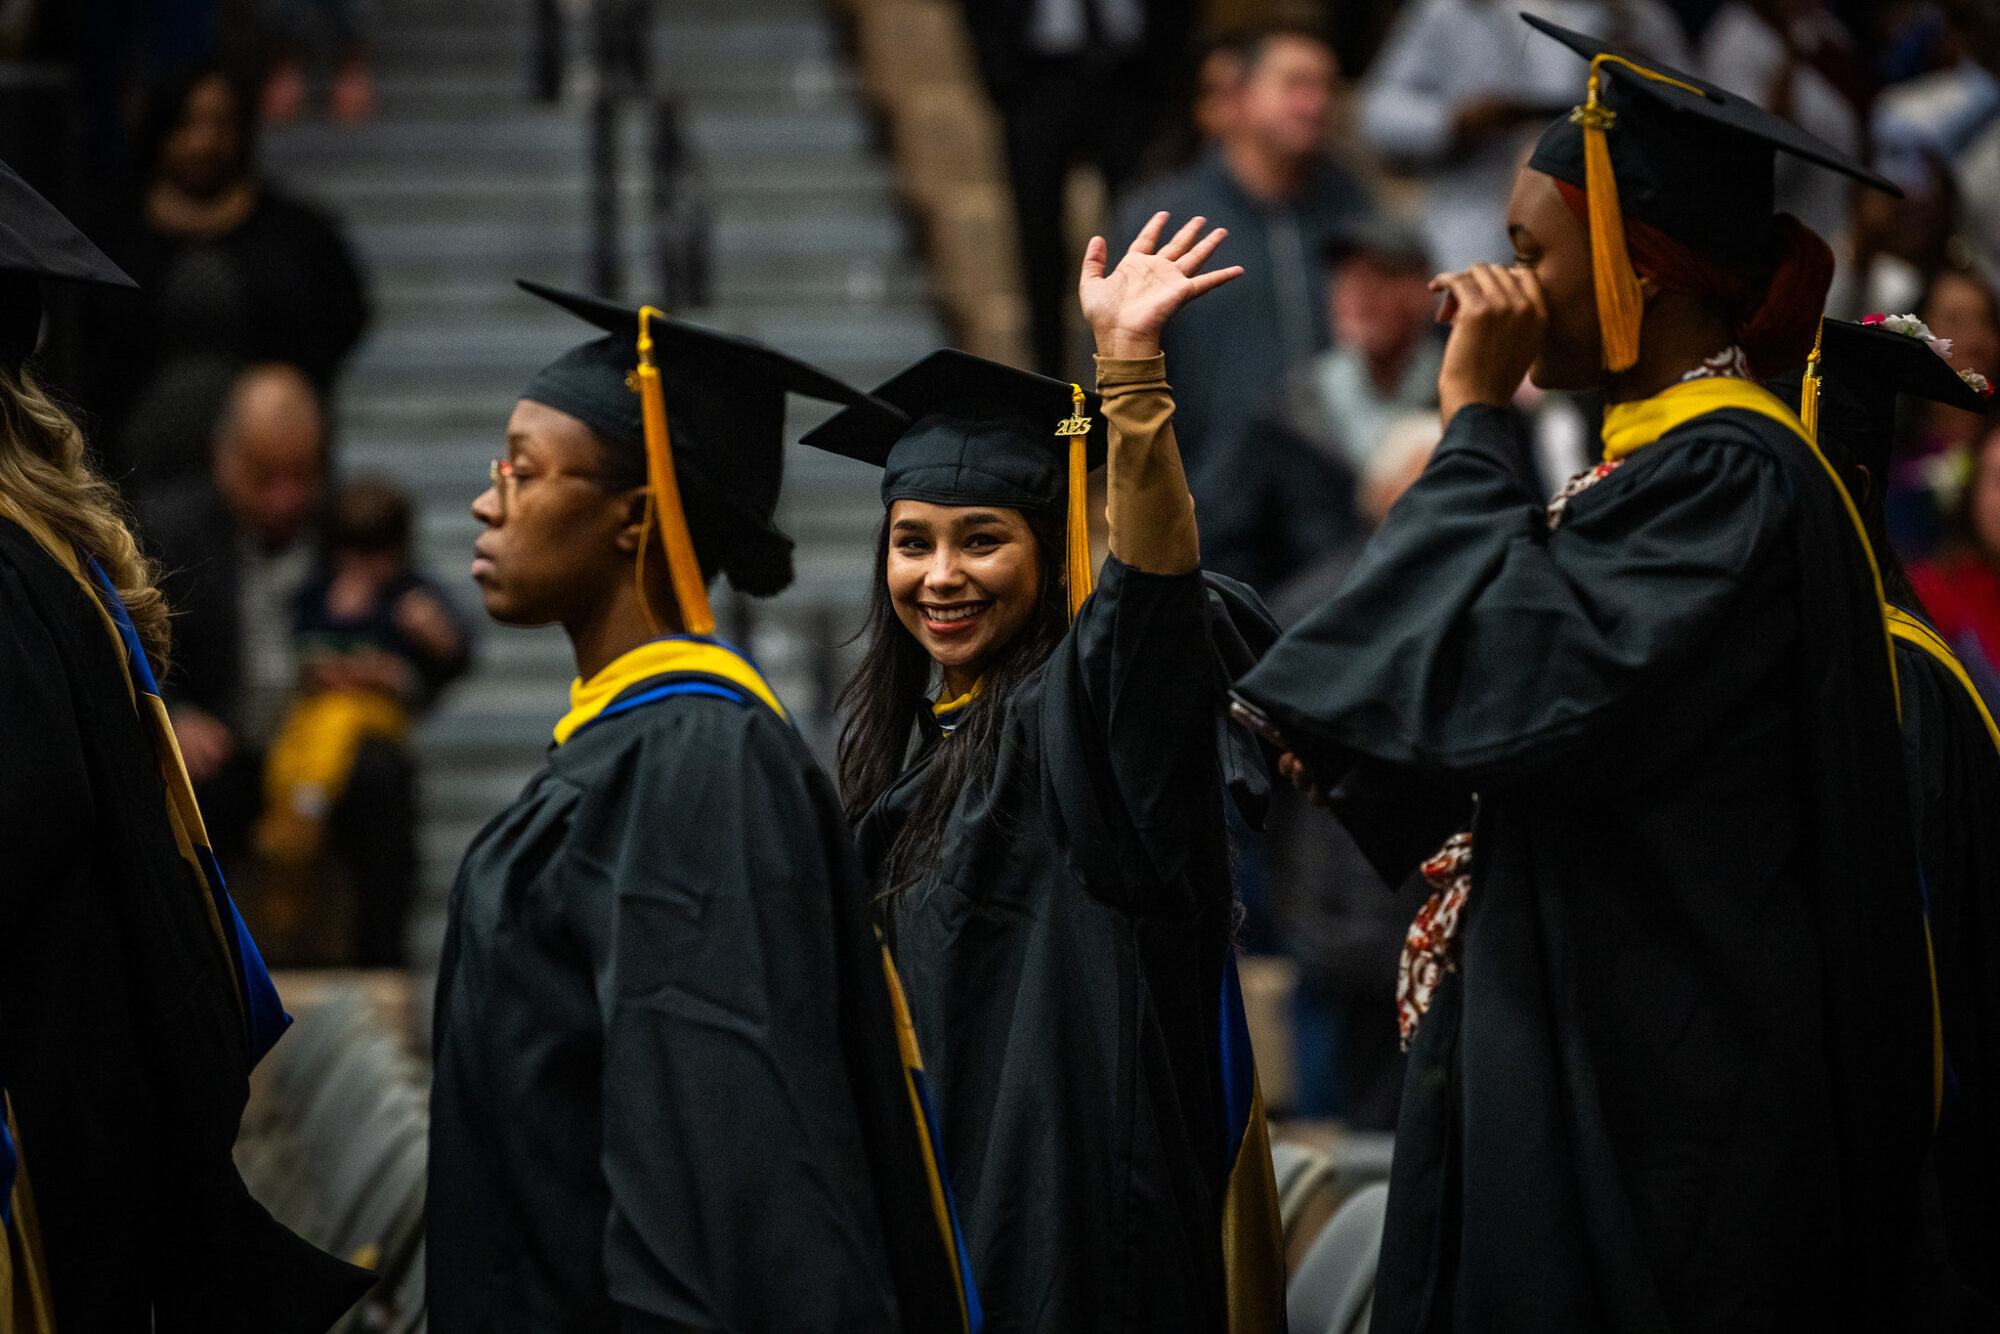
[1507, 167, 1602, 391]
[886, 500, 1044, 690]
[470, 399, 635, 627]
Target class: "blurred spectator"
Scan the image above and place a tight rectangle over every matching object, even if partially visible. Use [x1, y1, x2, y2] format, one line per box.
[960, 0, 1195, 376]
[1850, 5, 2000, 312]
[1699, 1, 1871, 250]
[1199, 214, 1443, 591]
[1912, 421, 2000, 704]
[1885, 266, 2000, 553]
[1117, 19, 1374, 483]
[1360, 0, 1688, 276]
[81, 60, 367, 492]
[257, 476, 469, 890]
[139, 364, 450, 966]
[257, 0, 375, 123]
[1261, 417, 1444, 1126]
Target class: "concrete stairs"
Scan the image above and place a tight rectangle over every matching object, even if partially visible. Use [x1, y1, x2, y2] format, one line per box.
[259, 0, 941, 996]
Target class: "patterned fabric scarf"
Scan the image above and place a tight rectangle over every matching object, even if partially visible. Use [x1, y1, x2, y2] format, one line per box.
[1396, 831, 1474, 1050]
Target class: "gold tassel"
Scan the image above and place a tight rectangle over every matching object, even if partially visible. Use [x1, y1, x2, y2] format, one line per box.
[1576, 62, 1645, 374]
[1058, 383, 1095, 620]
[1800, 318, 1824, 442]
[632, 306, 715, 637]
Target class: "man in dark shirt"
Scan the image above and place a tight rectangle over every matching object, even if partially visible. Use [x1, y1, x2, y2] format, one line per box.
[141, 364, 449, 965]
[1117, 20, 1374, 491]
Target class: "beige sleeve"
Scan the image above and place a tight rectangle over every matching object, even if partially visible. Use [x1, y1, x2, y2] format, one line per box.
[1095, 353, 1200, 576]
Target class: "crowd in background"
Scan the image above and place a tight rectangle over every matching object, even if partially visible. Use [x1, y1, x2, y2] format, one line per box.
[4, 0, 2000, 1123]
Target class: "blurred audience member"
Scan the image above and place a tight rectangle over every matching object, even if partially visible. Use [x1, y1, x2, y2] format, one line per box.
[139, 364, 431, 965]
[1700, 1, 1871, 249]
[1199, 215, 1443, 591]
[961, 0, 1195, 376]
[1260, 419, 1443, 1126]
[82, 61, 367, 491]
[1885, 267, 2000, 553]
[1912, 421, 2000, 703]
[1851, 5, 2000, 312]
[1360, 0, 1688, 275]
[1118, 19, 1373, 482]
[257, 476, 469, 895]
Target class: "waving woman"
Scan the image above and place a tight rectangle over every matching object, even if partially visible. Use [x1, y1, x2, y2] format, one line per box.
[805, 215, 1286, 1334]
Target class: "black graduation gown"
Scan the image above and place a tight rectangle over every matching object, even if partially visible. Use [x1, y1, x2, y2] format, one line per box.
[0, 517, 371, 1332]
[1234, 400, 1934, 1333]
[857, 554, 1260, 1334]
[428, 672, 964, 1334]
[1891, 615, 2000, 1311]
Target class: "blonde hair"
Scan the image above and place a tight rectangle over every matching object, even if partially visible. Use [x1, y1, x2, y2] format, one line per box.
[0, 363, 171, 673]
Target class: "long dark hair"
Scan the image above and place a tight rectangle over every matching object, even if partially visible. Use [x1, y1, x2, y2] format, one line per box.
[837, 505, 1069, 889]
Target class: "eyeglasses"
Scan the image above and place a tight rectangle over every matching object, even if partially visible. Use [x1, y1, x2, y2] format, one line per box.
[487, 458, 610, 518]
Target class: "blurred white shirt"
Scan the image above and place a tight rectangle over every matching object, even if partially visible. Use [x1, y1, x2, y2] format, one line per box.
[1361, 0, 1690, 273]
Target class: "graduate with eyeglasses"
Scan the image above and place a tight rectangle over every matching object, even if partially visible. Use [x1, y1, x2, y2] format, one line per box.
[1233, 19, 1940, 1331]
[426, 283, 979, 1334]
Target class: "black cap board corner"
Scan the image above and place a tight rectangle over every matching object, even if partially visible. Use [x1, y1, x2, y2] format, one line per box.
[515, 280, 910, 529]
[1812, 316, 1994, 478]
[1520, 13, 1898, 271]
[801, 348, 1108, 514]
[2, 154, 138, 365]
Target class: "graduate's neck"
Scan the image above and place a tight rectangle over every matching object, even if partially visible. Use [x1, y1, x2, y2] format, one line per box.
[1603, 292, 1737, 405]
[565, 575, 684, 681]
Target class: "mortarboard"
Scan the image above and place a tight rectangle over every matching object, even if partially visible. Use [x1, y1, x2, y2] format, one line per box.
[517, 279, 906, 628]
[801, 348, 1107, 618]
[0, 155, 138, 367]
[1521, 14, 1897, 373]
[1799, 316, 1993, 480]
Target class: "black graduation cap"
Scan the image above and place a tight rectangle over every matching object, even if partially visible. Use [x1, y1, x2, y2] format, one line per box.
[1810, 317, 1993, 480]
[0, 155, 138, 366]
[802, 348, 1110, 616]
[801, 348, 1106, 513]
[1524, 14, 1898, 273]
[517, 280, 906, 617]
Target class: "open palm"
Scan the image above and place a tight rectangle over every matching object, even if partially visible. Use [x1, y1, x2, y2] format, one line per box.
[1080, 212, 1243, 355]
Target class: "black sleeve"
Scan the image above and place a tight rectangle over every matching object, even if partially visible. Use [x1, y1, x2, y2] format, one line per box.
[1039, 554, 1223, 908]
[0, 555, 95, 944]
[586, 706, 900, 1331]
[1237, 404, 1794, 789]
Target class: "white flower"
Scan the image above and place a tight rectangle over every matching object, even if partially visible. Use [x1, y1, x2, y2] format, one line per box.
[1879, 313, 1937, 340]
[1960, 368, 1993, 397]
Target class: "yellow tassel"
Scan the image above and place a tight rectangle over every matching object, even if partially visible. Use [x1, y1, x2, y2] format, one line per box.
[633, 307, 715, 637]
[1059, 383, 1095, 620]
[1800, 318, 1824, 442]
[1576, 64, 1645, 374]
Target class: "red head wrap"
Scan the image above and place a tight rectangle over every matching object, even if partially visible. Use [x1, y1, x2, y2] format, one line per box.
[1554, 178, 1833, 378]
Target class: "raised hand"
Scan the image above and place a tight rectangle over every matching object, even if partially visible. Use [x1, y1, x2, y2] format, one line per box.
[1080, 212, 1244, 360]
[1429, 262, 1547, 426]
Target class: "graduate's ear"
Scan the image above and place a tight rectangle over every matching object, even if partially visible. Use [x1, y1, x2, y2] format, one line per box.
[612, 486, 651, 554]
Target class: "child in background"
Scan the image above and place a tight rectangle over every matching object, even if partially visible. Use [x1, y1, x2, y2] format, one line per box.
[255, 476, 470, 864]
